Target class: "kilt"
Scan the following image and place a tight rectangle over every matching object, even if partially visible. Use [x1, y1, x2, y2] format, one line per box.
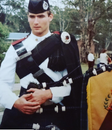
[0, 104, 80, 130]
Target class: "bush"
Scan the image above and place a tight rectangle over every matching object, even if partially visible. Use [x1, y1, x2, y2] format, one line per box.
[0, 22, 9, 64]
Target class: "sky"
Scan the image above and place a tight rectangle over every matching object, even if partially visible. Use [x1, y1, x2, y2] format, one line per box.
[25, 0, 63, 7]
[25, 0, 57, 4]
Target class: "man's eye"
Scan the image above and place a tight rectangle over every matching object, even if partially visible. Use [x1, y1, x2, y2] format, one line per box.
[38, 15, 44, 18]
[29, 16, 35, 18]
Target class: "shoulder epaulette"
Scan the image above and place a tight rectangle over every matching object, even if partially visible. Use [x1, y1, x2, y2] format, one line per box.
[11, 37, 26, 46]
[53, 31, 60, 35]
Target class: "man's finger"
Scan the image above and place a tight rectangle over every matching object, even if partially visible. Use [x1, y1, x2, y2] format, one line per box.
[27, 98, 35, 102]
[26, 101, 40, 107]
[25, 105, 40, 111]
[27, 88, 37, 93]
[23, 93, 33, 98]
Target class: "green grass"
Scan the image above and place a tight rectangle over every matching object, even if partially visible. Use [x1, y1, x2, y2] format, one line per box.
[13, 90, 20, 96]
[81, 63, 88, 74]
[14, 74, 20, 95]
[15, 74, 20, 83]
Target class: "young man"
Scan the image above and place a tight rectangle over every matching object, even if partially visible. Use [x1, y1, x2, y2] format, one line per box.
[0, 0, 82, 129]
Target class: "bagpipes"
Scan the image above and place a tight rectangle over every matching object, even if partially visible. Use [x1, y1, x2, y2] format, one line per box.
[19, 65, 83, 114]
[20, 65, 82, 95]
[1, 65, 82, 130]
[87, 63, 112, 76]
[0, 32, 83, 129]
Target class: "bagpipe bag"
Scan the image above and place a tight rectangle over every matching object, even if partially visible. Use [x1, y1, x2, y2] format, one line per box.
[87, 70, 112, 130]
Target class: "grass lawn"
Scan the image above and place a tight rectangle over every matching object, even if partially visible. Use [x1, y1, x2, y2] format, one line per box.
[15, 74, 20, 83]
[81, 63, 88, 74]
[13, 90, 20, 96]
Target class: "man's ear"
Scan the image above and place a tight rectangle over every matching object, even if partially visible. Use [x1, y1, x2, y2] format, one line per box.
[49, 13, 53, 22]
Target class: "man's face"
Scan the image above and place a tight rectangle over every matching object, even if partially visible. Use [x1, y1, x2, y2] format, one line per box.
[28, 11, 53, 36]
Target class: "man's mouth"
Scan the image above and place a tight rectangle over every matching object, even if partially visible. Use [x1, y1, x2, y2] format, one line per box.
[33, 26, 41, 29]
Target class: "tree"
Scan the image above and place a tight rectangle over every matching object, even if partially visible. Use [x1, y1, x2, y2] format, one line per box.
[62, 0, 112, 62]
[0, 22, 9, 64]
[0, 0, 30, 33]
[50, 6, 69, 32]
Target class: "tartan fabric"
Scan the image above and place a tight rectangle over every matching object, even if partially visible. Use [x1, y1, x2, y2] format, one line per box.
[1, 106, 79, 130]
[80, 69, 95, 130]
[80, 72, 89, 130]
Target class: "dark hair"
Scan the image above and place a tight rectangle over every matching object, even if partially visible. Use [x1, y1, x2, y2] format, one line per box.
[101, 49, 107, 53]
[47, 10, 52, 16]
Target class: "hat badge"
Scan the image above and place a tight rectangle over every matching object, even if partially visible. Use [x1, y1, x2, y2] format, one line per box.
[43, 1, 48, 10]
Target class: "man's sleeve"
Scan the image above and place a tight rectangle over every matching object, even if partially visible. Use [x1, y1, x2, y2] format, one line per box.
[0, 45, 19, 109]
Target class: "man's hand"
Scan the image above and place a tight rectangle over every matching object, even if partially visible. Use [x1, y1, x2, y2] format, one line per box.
[13, 93, 40, 115]
[27, 88, 52, 105]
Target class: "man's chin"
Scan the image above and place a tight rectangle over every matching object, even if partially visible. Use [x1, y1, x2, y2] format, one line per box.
[33, 31, 43, 36]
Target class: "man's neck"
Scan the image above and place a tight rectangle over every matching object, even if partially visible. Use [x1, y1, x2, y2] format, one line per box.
[32, 31, 51, 37]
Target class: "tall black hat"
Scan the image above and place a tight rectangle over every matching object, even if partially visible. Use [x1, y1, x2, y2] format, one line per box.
[28, 0, 50, 14]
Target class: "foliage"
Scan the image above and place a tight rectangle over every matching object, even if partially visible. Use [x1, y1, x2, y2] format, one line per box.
[0, 0, 30, 33]
[1, 0, 112, 63]
[61, 0, 112, 62]
[0, 22, 9, 39]
[50, 6, 69, 32]
[0, 22, 9, 64]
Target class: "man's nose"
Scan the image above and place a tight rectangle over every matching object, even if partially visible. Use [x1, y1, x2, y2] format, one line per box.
[34, 17, 39, 24]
